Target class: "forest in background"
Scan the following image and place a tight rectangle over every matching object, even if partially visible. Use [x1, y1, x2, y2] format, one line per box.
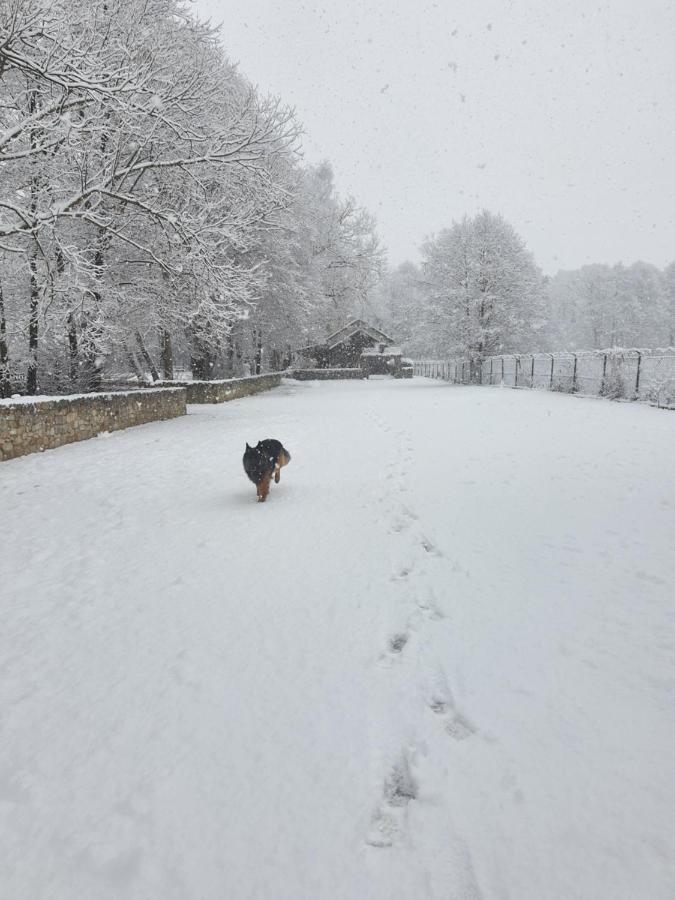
[1, 0, 673, 396]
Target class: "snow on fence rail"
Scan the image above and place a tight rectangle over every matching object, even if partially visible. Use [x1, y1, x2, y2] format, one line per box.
[414, 349, 675, 408]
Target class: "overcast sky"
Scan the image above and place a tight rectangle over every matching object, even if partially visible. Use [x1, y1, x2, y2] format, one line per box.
[193, 0, 674, 275]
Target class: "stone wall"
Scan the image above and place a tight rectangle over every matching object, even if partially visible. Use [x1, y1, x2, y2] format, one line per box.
[289, 368, 365, 380]
[0, 388, 186, 462]
[162, 373, 282, 403]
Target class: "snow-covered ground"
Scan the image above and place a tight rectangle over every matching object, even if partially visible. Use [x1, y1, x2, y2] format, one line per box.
[2, 378, 674, 900]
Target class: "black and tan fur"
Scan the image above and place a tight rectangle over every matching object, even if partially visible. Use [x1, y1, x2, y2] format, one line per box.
[243, 439, 291, 502]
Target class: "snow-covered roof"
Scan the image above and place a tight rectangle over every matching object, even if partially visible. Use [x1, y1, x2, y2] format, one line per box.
[325, 319, 394, 349]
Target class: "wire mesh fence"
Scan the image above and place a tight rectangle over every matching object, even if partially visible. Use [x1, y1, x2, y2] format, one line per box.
[414, 349, 675, 409]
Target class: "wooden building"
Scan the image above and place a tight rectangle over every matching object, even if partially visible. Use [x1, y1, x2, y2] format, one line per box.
[298, 319, 395, 369]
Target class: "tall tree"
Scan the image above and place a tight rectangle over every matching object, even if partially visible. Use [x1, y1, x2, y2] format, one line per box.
[421, 210, 543, 373]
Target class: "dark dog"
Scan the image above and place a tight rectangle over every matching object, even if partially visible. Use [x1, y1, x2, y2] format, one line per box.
[243, 439, 291, 502]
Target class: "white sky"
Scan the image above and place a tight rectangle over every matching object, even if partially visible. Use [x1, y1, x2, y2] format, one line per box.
[193, 0, 675, 275]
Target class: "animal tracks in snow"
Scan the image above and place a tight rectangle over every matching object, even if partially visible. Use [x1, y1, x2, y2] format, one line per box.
[366, 406, 484, 853]
[426, 677, 479, 743]
[420, 535, 443, 557]
[414, 586, 445, 620]
[444, 712, 478, 742]
[388, 632, 409, 655]
[365, 754, 418, 848]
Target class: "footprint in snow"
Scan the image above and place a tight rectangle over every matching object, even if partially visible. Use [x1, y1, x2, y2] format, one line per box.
[391, 565, 411, 581]
[388, 632, 409, 654]
[377, 631, 411, 667]
[420, 536, 443, 557]
[365, 755, 418, 848]
[390, 516, 409, 535]
[415, 586, 445, 619]
[445, 712, 477, 741]
[383, 756, 418, 806]
[427, 683, 477, 741]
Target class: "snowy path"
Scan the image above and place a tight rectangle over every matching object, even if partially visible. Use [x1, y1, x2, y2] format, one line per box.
[2, 379, 675, 899]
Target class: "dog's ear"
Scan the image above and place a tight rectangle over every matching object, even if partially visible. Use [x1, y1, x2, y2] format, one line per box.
[245, 442, 251, 450]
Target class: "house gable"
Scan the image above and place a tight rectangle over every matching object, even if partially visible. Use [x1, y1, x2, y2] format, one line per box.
[325, 319, 394, 350]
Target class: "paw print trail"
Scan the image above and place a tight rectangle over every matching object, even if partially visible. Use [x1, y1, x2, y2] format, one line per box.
[364, 398, 487, 895]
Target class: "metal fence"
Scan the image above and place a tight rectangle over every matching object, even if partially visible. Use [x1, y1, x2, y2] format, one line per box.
[414, 349, 675, 408]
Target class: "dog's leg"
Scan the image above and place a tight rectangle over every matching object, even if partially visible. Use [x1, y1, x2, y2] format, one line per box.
[258, 472, 272, 502]
[274, 463, 281, 484]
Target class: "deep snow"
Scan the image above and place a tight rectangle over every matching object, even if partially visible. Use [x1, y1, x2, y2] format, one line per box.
[2, 378, 674, 899]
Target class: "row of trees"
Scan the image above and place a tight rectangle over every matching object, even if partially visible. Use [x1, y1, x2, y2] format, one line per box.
[2, 0, 670, 395]
[0, 0, 383, 395]
[545, 261, 675, 350]
[375, 213, 675, 368]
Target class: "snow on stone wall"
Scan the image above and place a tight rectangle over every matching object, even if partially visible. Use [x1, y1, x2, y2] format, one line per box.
[0, 388, 187, 462]
[288, 368, 365, 380]
[175, 373, 282, 403]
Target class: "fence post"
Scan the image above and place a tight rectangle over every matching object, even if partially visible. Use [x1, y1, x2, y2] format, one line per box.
[490, 358, 494, 384]
[635, 351, 642, 397]
[501, 356, 504, 384]
[549, 353, 555, 389]
[530, 355, 535, 388]
[572, 353, 577, 392]
[515, 356, 519, 387]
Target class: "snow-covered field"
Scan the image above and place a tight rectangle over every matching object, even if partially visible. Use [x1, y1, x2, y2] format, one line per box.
[2, 378, 674, 900]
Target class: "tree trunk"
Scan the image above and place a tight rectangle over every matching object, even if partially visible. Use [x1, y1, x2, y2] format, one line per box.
[26, 88, 39, 395]
[123, 341, 142, 378]
[67, 313, 79, 384]
[0, 278, 10, 398]
[225, 329, 235, 377]
[160, 330, 174, 381]
[254, 327, 263, 375]
[135, 331, 159, 381]
[27, 246, 39, 395]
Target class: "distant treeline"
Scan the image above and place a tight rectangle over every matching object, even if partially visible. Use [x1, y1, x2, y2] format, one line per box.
[375, 212, 674, 362]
